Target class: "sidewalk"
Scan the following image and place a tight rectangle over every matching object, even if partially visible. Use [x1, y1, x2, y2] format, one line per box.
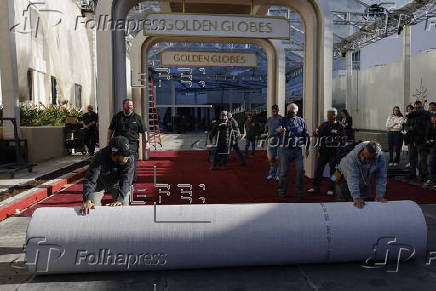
[0, 154, 90, 193]
[0, 154, 91, 220]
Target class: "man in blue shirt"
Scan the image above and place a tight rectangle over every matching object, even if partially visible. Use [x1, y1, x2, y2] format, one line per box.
[336, 141, 388, 208]
[277, 103, 310, 197]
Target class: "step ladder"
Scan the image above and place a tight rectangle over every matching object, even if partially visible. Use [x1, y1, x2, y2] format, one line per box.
[147, 79, 162, 150]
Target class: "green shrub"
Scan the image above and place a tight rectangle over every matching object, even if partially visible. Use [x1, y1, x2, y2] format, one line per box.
[19, 102, 83, 126]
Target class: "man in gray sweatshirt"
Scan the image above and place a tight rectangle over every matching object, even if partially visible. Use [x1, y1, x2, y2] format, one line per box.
[336, 141, 388, 208]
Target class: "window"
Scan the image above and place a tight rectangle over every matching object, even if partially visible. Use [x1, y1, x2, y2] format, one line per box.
[51, 77, 57, 105]
[27, 69, 33, 101]
[74, 84, 82, 108]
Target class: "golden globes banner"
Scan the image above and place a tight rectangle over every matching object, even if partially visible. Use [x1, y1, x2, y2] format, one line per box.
[161, 51, 257, 67]
[144, 14, 290, 39]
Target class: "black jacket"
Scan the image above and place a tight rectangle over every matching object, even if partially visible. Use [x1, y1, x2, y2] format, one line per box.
[209, 119, 232, 151]
[404, 109, 432, 145]
[83, 147, 135, 202]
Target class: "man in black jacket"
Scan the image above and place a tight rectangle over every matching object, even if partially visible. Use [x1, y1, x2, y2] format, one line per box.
[308, 108, 345, 195]
[82, 105, 98, 156]
[209, 111, 232, 170]
[425, 112, 436, 187]
[404, 100, 432, 181]
[81, 136, 135, 215]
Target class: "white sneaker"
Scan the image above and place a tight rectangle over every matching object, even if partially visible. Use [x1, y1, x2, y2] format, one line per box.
[406, 163, 410, 167]
[275, 176, 280, 181]
[393, 163, 399, 167]
[424, 180, 433, 187]
[307, 188, 316, 193]
[388, 162, 394, 167]
[266, 175, 273, 180]
[326, 190, 334, 196]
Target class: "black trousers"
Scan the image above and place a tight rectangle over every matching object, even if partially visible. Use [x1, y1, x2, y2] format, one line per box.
[84, 127, 97, 155]
[211, 145, 229, 167]
[388, 131, 403, 163]
[409, 144, 429, 178]
[313, 151, 338, 192]
[129, 141, 139, 183]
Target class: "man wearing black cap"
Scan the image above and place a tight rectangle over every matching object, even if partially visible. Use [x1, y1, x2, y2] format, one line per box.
[81, 136, 135, 215]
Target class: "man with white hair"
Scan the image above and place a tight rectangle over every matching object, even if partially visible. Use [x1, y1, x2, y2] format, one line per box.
[308, 108, 345, 195]
[277, 103, 310, 197]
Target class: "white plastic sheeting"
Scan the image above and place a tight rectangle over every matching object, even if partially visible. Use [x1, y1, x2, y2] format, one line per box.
[25, 201, 427, 274]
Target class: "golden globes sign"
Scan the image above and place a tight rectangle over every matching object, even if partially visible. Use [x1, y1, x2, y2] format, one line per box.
[161, 51, 257, 67]
[144, 14, 290, 39]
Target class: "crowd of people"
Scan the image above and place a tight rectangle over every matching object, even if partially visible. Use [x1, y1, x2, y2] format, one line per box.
[392, 100, 436, 187]
[79, 98, 436, 214]
[207, 104, 388, 208]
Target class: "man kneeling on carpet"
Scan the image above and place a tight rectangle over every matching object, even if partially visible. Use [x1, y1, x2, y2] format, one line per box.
[81, 136, 135, 215]
[336, 141, 388, 208]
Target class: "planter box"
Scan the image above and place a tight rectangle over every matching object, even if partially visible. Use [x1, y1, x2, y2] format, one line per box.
[19, 126, 67, 163]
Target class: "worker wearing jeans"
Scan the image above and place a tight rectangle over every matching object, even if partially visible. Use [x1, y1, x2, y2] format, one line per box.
[277, 103, 310, 198]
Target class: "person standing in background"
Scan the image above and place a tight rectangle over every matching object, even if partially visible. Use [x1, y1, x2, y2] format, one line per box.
[403, 105, 415, 168]
[242, 114, 257, 158]
[277, 103, 310, 198]
[209, 111, 232, 170]
[82, 105, 98, 156]
[308, 108, 345, 196]
[340, 109, 354, 144]
[424, 112, 436, 188]
[107, 99, 147, 183]
[386, 106, 405, 167]
[404, 100, 432, 182]
[265, 105, 282, 181]
[227, 112, 247, 166]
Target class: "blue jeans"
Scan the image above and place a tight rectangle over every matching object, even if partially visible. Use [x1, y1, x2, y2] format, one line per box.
[231, 142, 246, 165]
[245, 136, 256, 154]
[267, 146, 280, 178]
[278, 147, 305, 196]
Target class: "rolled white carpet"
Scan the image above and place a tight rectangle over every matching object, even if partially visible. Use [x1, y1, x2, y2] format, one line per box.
[26, 201, 427, 274]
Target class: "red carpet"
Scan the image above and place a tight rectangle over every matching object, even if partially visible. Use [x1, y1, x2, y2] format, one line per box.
[18, 150, 436, 217]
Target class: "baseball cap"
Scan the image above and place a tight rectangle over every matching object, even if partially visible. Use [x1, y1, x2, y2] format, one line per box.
[110, 136, 131, 157]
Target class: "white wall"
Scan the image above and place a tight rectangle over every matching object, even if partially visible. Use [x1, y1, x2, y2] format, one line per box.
[333, 49, 436, 131]
[12, 0, 95, 109]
